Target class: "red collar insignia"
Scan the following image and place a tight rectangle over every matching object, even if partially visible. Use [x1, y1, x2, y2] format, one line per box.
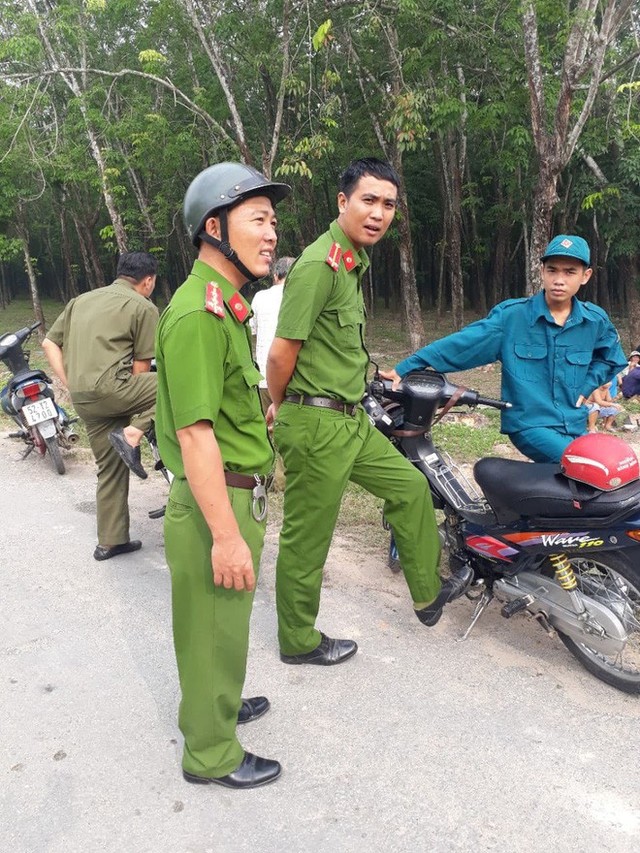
[205, 282, 225, 318]
[228, 294, 250, 323]
[325, 242, 343, 272]
[342, 250, 356, 272]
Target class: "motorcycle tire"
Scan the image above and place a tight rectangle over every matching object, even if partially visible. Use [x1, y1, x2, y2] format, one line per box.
[30, 425, 46, 456]
[44, 434, 65, 475]
[548, 552, 640, 694]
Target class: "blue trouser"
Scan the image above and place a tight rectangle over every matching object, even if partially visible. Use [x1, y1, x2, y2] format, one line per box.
[509, 426, 584, 464]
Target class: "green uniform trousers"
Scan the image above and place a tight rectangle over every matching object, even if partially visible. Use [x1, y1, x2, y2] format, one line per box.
[165, 477, 266, 778]
[72, 372, 157, 545]
[274, 403, 441, 655]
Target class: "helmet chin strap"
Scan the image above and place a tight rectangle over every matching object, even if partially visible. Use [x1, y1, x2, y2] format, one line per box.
[198, 208, 261, 283]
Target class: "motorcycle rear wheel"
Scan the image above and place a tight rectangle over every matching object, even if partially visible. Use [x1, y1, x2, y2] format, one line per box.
[44, 434, 65, 475]
[30, 425, 46, 456]
[551, 553, 640, 694]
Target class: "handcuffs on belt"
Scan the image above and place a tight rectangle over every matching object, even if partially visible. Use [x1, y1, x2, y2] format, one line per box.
[252, 473, 268, 522]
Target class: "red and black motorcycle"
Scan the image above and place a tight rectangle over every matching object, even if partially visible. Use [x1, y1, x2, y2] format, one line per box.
[0, 322, 77, 474]
[365, 369, 640, 694]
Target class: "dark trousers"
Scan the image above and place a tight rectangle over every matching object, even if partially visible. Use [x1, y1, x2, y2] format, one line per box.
[73, 372, 157, 545]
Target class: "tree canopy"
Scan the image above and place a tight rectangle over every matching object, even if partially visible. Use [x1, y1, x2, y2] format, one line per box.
[0, 0, 638, 341]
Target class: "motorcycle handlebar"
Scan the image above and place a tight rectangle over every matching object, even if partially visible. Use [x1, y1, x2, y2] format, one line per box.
[468, 392, 511, 410]
[373, 375, 511, 411]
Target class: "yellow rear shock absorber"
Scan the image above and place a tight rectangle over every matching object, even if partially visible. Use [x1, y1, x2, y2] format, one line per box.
[549, 553, 589, 617]
[549, 553, 577, 590]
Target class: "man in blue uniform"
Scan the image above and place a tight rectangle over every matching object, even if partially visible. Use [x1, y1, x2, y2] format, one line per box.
[382, 235, 627, 464]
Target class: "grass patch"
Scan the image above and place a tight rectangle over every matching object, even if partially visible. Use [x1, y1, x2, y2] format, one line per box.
[266, 480, 387, 551]
[435, 418, 503, 463]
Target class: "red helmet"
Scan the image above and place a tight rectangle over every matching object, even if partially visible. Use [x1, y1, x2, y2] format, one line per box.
[561, 433, 639, 491]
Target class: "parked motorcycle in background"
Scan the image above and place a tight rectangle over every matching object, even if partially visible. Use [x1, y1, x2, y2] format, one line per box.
[0, 322, 78, 474]
[365, 369, 640, 694]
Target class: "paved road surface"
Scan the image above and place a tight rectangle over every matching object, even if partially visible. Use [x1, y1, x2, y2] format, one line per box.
[1, 434, 639, 853]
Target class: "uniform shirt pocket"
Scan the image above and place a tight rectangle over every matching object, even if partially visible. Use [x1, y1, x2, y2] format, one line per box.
[233, 364, 264, 424]
[513, 342, 547, 381]
[564, 349, 592, 390]
[336, 308, 363, 350]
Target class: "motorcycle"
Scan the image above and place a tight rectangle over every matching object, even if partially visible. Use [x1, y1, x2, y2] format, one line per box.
[0, 321, 78, 474]
[365, 369, 640, 694]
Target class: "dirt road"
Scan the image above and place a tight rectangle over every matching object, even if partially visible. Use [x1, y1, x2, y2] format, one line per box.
[1, 431, 639, 853]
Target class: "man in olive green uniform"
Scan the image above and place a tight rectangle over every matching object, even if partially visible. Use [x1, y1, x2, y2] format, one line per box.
[42, 252, 159, 560]
[155, 163, 290, 789]
[267, 159, 474, 665]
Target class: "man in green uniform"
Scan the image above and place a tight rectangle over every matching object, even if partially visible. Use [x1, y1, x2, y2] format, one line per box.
[267, 158, 473, 666]
[42, 252, 159, 560]
[155, 162, 290, 789]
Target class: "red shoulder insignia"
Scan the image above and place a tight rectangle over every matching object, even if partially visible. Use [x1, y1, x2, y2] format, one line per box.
[342, 250, 356, 272]
[325, 242, 342, 272]
[228, 294, 250, 323]
[205, 282, 225, 318]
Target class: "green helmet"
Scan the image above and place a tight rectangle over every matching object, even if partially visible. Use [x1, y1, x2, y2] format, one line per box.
[183, 161, 290, 248]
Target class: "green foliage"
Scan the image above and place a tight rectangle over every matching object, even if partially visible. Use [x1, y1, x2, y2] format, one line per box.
[312, 19, 332, 52]
[0, 235, 22, 261]
[386, 91, 429, 152]
[582, 186, 621, 211]
[138, 49, 167, 74]
[0, 0, 636, 315]
[99, 224, 117, 250]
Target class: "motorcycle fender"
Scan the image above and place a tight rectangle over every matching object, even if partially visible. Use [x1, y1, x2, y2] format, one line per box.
[493, 572, 627, 656]
[36, 418, 57, 439]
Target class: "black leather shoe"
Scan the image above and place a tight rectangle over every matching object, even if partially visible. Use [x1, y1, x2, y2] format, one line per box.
[183, 752, 281, 789]
[416, 565, 474, 627]
[280, 632, 358, 666]
[93, 540, 142, 561]
[237, 696, 270, 725]
[108, 428, 148, 479]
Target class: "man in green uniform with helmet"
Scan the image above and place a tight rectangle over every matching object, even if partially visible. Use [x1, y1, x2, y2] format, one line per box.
[267, 158, 474, 666]
[155, 162, 290, 789]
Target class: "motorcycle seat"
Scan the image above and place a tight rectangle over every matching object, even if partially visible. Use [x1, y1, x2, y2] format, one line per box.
[474, 457, 640, 524]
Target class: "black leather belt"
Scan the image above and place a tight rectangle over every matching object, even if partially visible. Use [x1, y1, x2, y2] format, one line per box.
[224, 471, 267, 489]
[284, 394, 359, 416]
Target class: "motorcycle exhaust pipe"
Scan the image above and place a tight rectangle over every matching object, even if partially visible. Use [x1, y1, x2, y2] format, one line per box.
[63, 429, 80, 443]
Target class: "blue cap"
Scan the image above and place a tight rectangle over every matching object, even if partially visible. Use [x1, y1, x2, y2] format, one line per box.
[541, 235, 590, 265]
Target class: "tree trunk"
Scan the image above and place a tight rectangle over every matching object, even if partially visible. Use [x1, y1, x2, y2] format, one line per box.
[71, 213, 95, 290]
[85, 226, 107, 290]
[25, 0, 129, 253]
[391, 154, 425, 349]
[522, 0, 634, 294]
[528, 159, 558, 294]
[488, 221, 510, 307]
[442, 133, 465, 330]
[59, 203, 79, 300]
[17, 224, 46, 337]
[0, 263, 8, 309]
[622, 256, 640, 349]
[44, 233, 65, 303]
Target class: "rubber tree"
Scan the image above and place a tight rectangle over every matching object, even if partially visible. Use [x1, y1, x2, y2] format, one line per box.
[522, 0, 635, 293]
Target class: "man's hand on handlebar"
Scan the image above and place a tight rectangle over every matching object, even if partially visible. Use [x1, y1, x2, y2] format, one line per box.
[378, 368, 402, 390]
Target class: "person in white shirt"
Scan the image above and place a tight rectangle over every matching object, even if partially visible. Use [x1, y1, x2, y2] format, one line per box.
[250, 256, 295, 410]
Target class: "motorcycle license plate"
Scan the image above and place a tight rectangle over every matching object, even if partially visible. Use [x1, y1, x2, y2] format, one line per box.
[23, 398, 57, 426]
